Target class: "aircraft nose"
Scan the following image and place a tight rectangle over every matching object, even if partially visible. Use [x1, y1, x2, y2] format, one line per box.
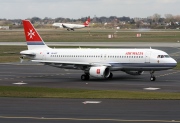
[172, 58, 177, 63]
[171, 58, 177, 67]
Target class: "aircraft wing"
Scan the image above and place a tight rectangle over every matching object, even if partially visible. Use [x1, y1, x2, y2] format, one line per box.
[31, 60, 111, 67]
[62, 24, 69, 28]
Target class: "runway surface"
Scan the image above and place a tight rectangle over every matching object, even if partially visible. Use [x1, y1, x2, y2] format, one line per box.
[0, 98, 180, 123]
[1, 42, 180, 47]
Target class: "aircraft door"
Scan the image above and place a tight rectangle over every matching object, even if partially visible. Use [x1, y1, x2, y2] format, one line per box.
[104, 54, 107, 60]
[145, 51, 151, 63]
[100, 54, 103, 61]
[100, 54, 106, 62]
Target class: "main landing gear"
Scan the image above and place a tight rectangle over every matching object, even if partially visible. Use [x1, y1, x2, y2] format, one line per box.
[108, 72, 113, 79]
[81, 74, 90, 80]
[67, 28, 74, 31]
[81, 72, 113, 80]
[150, 71, 156, 81]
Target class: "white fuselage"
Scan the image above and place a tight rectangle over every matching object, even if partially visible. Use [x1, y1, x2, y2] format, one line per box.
[24, 48, 177, 71]
[52, 23, 86, 29]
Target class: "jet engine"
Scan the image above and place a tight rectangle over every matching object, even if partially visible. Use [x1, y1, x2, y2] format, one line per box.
[89, 66, 110, 78]
[124, 71, 144, 75]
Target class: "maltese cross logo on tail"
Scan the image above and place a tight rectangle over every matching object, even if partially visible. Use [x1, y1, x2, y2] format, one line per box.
[28, 29, 35, 39]
[85, 21, 89, 25]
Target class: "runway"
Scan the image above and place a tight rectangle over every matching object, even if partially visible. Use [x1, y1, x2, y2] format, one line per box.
[0, 98, 180, 123]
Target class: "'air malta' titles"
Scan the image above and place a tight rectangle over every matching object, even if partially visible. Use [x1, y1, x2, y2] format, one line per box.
[125, 52, 144, 55]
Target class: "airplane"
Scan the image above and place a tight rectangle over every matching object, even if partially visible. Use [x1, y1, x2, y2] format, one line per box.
[52, 17, 90, 31]
[20, 20, 177, 81]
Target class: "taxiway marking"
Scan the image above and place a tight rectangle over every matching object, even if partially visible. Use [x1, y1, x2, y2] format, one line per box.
[13, 81, 27, 85]
[82, 101, 101, 104]
[143, 87, 160, 91]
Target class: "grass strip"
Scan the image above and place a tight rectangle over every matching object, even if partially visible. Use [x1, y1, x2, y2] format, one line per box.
[0, 30, 180, 42]
[174, 61, 180, 70]
[0, 86, 180, 99]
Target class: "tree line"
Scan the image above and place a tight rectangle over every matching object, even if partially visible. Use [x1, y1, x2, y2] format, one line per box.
[0, 13, 179, 29]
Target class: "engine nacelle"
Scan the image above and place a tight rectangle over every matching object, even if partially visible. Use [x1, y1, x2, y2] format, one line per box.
[89, 66, 110, 78]
[124, 71, 144, 75]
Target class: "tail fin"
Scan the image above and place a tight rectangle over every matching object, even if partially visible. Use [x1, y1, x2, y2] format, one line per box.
[83, 17, 90, 26]
[22, 20, 49, 50]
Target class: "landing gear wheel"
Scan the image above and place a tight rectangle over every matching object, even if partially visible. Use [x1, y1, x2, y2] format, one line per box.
[150, 76, 156, 81]
[81, 74, 89, 81]
[150, 71, 156, 81]
[85, 74, 90, 80]
[81, 74, 86, 80]
[108, 72, 113, 79]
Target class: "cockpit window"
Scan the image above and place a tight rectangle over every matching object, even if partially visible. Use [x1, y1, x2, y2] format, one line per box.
[157, 55, 170, 58]
[164, 55, 170, 58]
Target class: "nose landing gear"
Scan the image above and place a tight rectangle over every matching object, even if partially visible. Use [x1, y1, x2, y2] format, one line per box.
[150, 71, 156, 81]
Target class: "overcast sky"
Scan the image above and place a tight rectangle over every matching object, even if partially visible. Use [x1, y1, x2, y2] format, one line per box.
[0, 0, 179, 19]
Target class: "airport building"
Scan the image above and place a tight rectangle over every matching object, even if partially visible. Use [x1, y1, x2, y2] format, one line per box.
[0, 26, 9, 30]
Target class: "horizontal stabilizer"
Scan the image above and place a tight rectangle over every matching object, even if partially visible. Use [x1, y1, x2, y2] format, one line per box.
[20, 50, 36, 56]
